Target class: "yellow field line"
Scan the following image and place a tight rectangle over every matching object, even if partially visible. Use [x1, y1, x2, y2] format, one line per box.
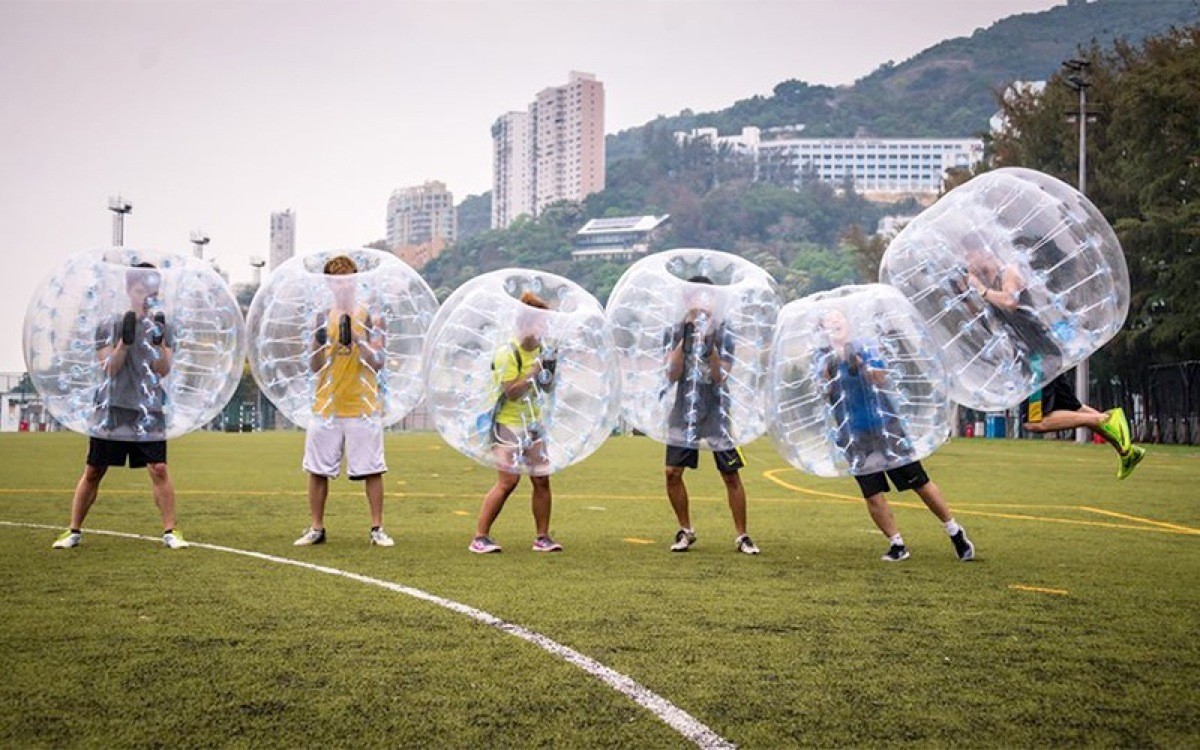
[761, 469, 1200, 537]
[623, 538, 655, 545]
[1009, 584, 1070, 596]
[1079, 506, 1200, 535]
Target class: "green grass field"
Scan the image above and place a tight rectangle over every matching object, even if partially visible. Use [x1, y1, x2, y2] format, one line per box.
[1, 431, 1197, 748]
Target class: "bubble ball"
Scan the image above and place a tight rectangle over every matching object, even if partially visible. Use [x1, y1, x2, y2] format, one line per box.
[246, 249, 438, 429]
[766, 284, 950, 478]
[22, 247, 245, 440]
[605, 248, 780, 451]
[879, 167, 1129, 411]
[423, 269, 619, 477]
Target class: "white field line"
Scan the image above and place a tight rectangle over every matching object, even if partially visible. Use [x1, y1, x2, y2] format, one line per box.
[1, 521, 736, 750]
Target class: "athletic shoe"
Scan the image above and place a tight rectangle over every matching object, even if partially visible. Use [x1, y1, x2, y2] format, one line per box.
[670, 528, 697, 552]
[370, 528, 395, 547]
[162, 531, 190, 550]
[51, 530, 81, 549]
[293, 527, 326, 546]
[735, 534, 761, 555]
[1097, 407, 1132, 453]
[950, 529, 975, 561]
[881, 543, 910, 562]
[469, 535, 502, 554]
[1117, 445, 1147, 480]
[531, 535, 563, 552]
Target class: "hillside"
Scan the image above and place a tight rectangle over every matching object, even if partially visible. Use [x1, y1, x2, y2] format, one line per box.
[607, 0, 1198, 159]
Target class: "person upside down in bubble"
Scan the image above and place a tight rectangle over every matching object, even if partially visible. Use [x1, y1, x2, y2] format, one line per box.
[469, 291, 562, 554]
[294, 255, 394, 548]
[965, 245, 1146, 480]
[662, 275, 759, 555]
[53, 262, 187, 550]
[815, 308, 975, 562]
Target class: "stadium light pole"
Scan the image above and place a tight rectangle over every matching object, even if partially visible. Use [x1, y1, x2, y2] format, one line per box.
[108, 195, 132, 246]
[1063, 58, 1093, 444]
[190, 229, 210, 259]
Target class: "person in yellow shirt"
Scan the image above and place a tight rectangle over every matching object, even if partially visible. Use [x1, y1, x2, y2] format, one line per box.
[469, 292, 560, 553]
[294, 255, 394, 547]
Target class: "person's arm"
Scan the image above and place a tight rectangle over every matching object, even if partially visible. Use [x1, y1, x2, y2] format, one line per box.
[149, 315, 172, 378]
[501, 354, 543, 400]
[973, 265, 1022, 311]
[665, 322, 690, 383]
[706, 326, 731, 384]
[356, 312, 386, 372]
[309, 315, 329, 373]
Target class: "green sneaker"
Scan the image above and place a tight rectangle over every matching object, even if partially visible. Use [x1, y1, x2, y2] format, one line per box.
[162, 531, 190, 549]
[1097, 408, 1131, 453]
[1117, 445, 1146, 480]
[52, 530, 81, 549]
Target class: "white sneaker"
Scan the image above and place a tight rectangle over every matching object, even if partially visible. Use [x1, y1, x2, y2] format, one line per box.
[735, 534, 761, 555]
[670, 528, 697, 552]
[370, 528, 394, 547]
[293, 527, 326, 546]
[52, 530, 81, 549]
[162, 531, 190, 550]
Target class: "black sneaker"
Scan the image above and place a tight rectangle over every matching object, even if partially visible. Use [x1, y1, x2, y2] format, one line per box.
[670, 528, 697, 552]
[950, 529, 975, 561]
[881, 543, 910, 562]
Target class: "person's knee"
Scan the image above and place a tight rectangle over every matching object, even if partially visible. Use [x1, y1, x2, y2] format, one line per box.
[496, 473, 521, 493]
[530, 475, 550, 491]
[720, 471, 742, 489]
[83, 464, 107, 484]
[146, 463, 170, 483]
[664, 466, 685, 484]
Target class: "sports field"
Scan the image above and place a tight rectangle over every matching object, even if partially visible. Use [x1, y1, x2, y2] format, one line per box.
[1, 431, 1197, 748]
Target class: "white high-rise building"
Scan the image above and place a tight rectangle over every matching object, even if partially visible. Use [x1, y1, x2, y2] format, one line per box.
[387, 181, 457, 269]
[491, 71, 605, 229]
[269, 209, 295, 271]
[491, 110, 534, 229]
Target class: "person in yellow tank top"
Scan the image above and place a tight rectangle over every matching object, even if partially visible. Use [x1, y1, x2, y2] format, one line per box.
[468, 291, 562, 554]
[295, 255, 395, 548]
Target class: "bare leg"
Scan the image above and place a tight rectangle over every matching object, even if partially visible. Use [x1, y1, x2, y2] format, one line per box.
[1024, 408, 1124, 454]
[307, 473, 329, 530]
[363, 474, 384, 528]
[864, 492, 899, 539]
[665, 466, 691, 529]
[146, 462, 176, 531]
[68, 464, 107, 529]
[476, 472, 520, 537]
[529, 475, 552, 537]
[721, 470, 747, 536]
[913, 480, 953, 523]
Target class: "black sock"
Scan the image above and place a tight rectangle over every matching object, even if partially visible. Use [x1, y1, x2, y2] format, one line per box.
[371, 526, 380, 532]
[70, 528, 81, 534]
[163, 528, 173, 535]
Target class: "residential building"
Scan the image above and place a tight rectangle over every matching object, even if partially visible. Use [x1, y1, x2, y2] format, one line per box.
[387, 181, 457, 269]
[573, 215, 669, 261]
[676, 126, 984, 198]
[492, 71, 605, 229]
[269, 209, 295, 271]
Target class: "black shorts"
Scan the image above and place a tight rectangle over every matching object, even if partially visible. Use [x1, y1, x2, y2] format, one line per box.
[1021, 371, 1082, 423]
[853, 461, 929, 498]
[87, 437, 167, 469]
[665, 445, 745, 474]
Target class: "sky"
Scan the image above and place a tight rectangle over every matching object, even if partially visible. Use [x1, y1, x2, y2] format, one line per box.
[0, 0, 1066, 372]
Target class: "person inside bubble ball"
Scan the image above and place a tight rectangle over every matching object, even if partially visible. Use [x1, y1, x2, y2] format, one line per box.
[468, 291, 561, 554]
[965, 244, 1146, 480]
[293, 255, 395, 548]
[52, 262, 188, 550]
[662, 275, 759, 555]
[815, 308, 975, 562]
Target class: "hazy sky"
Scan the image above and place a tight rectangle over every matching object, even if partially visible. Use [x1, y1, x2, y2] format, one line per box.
[0, 0, 1065, 372]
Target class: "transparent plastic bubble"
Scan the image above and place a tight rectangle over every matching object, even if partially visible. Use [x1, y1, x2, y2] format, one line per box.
[880, 167, 1129, 411]
[605, 248, 780, 450]
[246, 249, 438, 429]
[423, 269, 619, 477]
[766, 284, 950, 478]
[22, 247, 245, 440]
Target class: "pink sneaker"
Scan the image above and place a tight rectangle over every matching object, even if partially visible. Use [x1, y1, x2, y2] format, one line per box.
[531, 535, 563, 552]
[469, 536, 502, 554]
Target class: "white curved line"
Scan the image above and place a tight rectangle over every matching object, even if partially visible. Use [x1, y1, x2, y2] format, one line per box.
[2, 521, 735, 750]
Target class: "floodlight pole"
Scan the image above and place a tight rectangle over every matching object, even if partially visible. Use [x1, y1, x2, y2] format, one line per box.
[190, 230, 211, 259]
[1063, 59, 1091, 444]
[108, 195, 133, 246]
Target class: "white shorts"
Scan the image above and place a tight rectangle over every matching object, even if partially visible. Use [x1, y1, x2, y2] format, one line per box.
[302, 417, 387, 479]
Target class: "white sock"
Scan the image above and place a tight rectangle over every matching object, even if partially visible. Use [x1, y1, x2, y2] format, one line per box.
[945, 520, 961, 536]
[889, 533, 904, 546]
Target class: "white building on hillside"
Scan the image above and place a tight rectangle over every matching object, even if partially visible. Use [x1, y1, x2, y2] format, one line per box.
[269, 209, 295, 271]
[573, 215, 669, 260]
